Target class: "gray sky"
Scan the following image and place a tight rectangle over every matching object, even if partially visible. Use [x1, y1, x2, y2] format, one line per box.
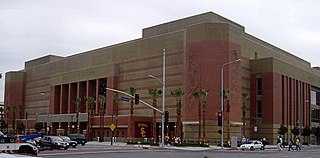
[1, 0, 320, 102]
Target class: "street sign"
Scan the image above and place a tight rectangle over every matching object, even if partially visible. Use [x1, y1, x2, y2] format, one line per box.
[110, 123, 116, 131]
[120, 97, 129, 102]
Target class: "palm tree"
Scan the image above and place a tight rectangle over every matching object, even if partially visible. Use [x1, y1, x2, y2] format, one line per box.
[129, 87, 136, 116]
[84, 96, 95, 141]
[170, 88, 184, 140]
[241, 92, 249, 137]
[12, 105, 17, 133]
[201, 89, 209, 144]
[6, 106, 10, 133]
[18, 105, 25, 120]
[192, 89, 203, 143]
[18, 105, 26, 134]
[97, 95, 106, 142]
[221, 89, 230, 144]
[129, 87, 136, 141]
[112, 93, 119, 132]
[148, 88, 162, 143]
[74, 97, 82, 134]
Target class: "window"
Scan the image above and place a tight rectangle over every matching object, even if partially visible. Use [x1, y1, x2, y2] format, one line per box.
[257, 77, 262, 95]
[311, 90, 319, 105]
[257, 100, 262, 118]
[311, 109, 319, 123]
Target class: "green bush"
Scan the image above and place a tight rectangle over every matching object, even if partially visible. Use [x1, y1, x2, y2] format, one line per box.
[180, 142, 209, 147]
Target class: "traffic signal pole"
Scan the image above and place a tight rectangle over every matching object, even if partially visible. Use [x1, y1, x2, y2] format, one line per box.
[106, 88, 162, 114]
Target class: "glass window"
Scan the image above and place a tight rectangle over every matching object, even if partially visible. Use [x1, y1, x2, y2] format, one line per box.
[257, 78, 262, 95]
[311, 90, 320, 105]
[311, 109, 319, 123]
[257, 100, 262, 118]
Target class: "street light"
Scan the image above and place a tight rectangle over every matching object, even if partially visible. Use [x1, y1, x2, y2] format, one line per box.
[41, 92, 51, 135]
[220, 59, 241, 149]
[148, 49, 166, 148]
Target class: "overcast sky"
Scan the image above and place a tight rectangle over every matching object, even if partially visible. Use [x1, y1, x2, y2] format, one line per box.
[1, 0, 320, 102]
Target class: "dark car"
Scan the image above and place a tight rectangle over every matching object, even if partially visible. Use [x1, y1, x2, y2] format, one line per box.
[0, 131, 15, 143]
[68, 134, 87, 146]
[40, 136, 69, 150]
[60, 136, 77, 148]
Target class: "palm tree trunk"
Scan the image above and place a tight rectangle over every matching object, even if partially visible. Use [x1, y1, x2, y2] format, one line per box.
[99, 114, 102, 142]
[242, 113, 245, 137]
[202, 109, 205, 144]
[198, 100, 201, 144]
[176, 99, 181, 139]
[153, 98, 157, 143]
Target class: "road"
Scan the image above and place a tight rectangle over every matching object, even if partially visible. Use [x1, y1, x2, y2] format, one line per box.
[37, 143, 320, 158]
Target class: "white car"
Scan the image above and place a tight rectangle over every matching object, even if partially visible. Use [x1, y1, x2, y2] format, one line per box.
[239, 140, 264, 151]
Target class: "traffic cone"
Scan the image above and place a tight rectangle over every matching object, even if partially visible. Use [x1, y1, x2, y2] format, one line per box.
[15, 133, 20, 143]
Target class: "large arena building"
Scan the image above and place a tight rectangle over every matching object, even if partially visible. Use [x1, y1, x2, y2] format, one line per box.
[4, 12, 320, 144]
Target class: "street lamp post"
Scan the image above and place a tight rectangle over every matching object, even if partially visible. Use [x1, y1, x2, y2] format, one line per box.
[220, 59, 241, 149]
[148, 49, 166, 148]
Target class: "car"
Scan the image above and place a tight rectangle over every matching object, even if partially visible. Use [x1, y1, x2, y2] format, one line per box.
[40, 136, 69, 150]
[0, 131, 15, 143]
[60, 136, 77, 148]
[68, 134, 87, 146]
[239, 140, 264, 151]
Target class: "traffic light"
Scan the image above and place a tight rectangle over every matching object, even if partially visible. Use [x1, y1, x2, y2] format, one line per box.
[164, 111, 169, 124]
[134, 94, 140, 104]
[218, 112, 222, 126]
[218, 130, 222, 134]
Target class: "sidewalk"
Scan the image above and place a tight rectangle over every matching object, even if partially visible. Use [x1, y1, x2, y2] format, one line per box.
[86, 141, 320, 151]
[86, 141, 127, 146]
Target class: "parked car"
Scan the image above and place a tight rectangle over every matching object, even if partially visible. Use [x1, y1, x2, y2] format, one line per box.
[60, 136, 77, 148]
[68, 134, 87, 146]
[239, 140, 264, 151]
[0, 131, 15, 143]
[40, 136, 69, 150]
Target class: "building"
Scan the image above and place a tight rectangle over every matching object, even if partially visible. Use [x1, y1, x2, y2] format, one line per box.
[4, 12, 320, 144]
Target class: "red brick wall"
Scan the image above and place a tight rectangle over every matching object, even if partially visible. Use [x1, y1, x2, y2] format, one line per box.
[183, 40, 242, 122]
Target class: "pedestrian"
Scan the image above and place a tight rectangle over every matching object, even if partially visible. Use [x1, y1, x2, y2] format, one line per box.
[288, 139, 294, 151]
[295, 137, 301, 151]
[261, 138, 267, 150]
[165, 134, 170, 146]
[277, 136, 283, 151]
[242, 136, 246, 144]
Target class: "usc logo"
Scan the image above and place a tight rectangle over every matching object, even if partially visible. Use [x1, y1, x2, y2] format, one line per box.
[138, 123, 148, 137]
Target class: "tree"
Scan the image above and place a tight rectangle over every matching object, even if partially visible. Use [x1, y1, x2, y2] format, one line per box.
[278, 125, 288, 142]
[220, 89, 230, 143]
[241, 92, 249, 137]
[129, 87, 136, 116]
[6, 106, 10, 133]
[97, 95, 106, 142]
[17, 122, 25, 133]
[148, 88, 162, 143]
[34, 122, 44, 133]
[84, 96, 95, 141]
[192, 89, 204, 144]
[311, 126, 320, 145]
[112, 93, 119, 133]
[18, 105, 25, 120]
[291, 127, 300, 140]
[0, 120, 7, 132]
[170, 88, 184, 140]
[12, 105, 18, 132]
[201, 89, 209, 144]
[74, 97, 82, 134]
[302, 126, 311, 144]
